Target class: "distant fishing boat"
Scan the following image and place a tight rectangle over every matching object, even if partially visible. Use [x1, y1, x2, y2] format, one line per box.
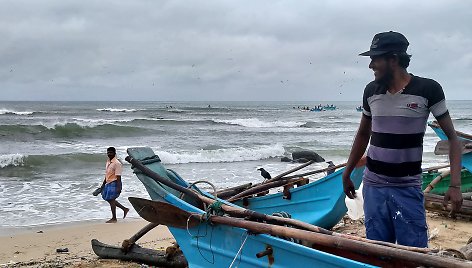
[323, 104, 337, 110]
[310, 107, 324, 112]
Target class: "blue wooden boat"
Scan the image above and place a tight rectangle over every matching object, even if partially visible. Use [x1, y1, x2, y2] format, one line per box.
[126, 147, 374, 268]
[126, 147, 471, 268]
[125, 146, 364, 229]
[428, 121, 472, 172]
[310, 107, 324, 112]
[323, 105, 337, 110]
[232, 166, 364, 229]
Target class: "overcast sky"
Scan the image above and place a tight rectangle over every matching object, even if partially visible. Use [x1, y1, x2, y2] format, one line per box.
[1, 0, 471, 101]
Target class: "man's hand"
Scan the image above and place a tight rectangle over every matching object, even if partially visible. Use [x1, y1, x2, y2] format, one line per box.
[342, 173, 357, 199]
[443, 187, 463, 215]
[116, 182, 122, 194]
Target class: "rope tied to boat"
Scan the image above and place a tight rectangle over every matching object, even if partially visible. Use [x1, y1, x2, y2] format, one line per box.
[271, 211, 301, 244]
[228, 231, 249, 268]
[203, 201, 225, 221]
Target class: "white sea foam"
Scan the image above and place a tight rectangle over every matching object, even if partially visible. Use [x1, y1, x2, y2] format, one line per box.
[32, 118, 138, 129]
[0, 153, 25, 168]
[96, 108, 138, 112]
[158, 144, 285, 164]
[72, 117, 138, 126]
[0, 108, 34, 115]
[214, 118, 303, 128]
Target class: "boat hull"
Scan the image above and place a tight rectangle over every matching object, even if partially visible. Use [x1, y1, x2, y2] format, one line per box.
[422, 169, 472, 194]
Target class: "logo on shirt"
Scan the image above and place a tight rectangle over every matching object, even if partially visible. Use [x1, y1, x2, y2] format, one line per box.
[407, 102, 419, 109]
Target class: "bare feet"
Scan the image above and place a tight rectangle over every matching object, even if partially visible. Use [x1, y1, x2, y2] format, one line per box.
[123, 207, 130, 219]
[106, 218, 117, 223]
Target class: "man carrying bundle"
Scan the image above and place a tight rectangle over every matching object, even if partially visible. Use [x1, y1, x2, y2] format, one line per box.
[342, 31, 463, 247]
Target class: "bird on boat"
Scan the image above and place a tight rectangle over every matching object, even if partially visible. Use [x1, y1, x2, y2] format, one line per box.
[326, 161, 336, 175]
[257, 168, 272, 181]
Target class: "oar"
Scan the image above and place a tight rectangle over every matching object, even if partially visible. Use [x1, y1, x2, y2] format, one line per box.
[226, 179, 304, 203]
[228, 161, 346, 201]
[265, 160, 315, 183]
[129, 198, 471, 268]
[130, 196, 435, 254]
[280, 162, 348, 180]
[422, 164, 450, 173]
[126, 155, 433, 253]
[225, 161, 315, 201]
[434, 140, 472, 155]
[129, 197, 200, 228]
[226, 177, 305, 202]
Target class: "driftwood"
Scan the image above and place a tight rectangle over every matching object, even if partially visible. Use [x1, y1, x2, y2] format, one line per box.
[91, 239, 187, 267]
[121, 222, 158, 252]
[459, 238, 472, 260]
[424, 193, 472, 219]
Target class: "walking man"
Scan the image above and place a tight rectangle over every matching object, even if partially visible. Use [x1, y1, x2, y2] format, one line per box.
[101, 147, 129, 223]
[342, 31, 463, 247]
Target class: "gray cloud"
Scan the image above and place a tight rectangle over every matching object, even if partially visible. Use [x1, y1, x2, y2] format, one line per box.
[1, 0, 471, 101]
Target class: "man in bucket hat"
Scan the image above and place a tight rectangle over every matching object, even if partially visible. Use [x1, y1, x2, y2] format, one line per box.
[341, 31, 463, 247]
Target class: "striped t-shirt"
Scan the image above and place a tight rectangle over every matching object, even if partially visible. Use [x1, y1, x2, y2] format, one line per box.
[362, 75, 449, 187]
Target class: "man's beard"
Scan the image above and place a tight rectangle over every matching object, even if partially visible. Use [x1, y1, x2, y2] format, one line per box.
[376, 67, 394, 87]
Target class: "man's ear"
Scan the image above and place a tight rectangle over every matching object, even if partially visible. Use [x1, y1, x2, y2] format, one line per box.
[389, 55, 400, 67]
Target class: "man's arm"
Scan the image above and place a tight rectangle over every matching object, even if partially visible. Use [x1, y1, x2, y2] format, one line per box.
[436, 115, 463, 213]
[342, 115, 372, 199]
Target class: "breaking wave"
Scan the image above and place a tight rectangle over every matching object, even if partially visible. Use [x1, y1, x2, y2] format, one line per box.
[157, 144, 286, 164]
[0, 123, 151, 140]
[96, 108, 138, 112]
[0, 108, 34, 115]
[213, 118, 303, 128]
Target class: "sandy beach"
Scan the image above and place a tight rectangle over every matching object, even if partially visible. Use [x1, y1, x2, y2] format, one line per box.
[0, 212, 470, 267]
[0, 219, 174, 267]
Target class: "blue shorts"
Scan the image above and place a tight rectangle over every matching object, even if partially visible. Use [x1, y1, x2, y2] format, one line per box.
[101, 181, 121, 201]
[363, 184, 428, 247]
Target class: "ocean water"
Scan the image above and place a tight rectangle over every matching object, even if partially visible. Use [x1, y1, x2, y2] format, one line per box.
[0, 101, 471, 230]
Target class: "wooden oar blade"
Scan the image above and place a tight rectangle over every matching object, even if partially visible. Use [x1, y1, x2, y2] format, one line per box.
[434, 140, 472, 155]
[128, 197, 200, 228]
